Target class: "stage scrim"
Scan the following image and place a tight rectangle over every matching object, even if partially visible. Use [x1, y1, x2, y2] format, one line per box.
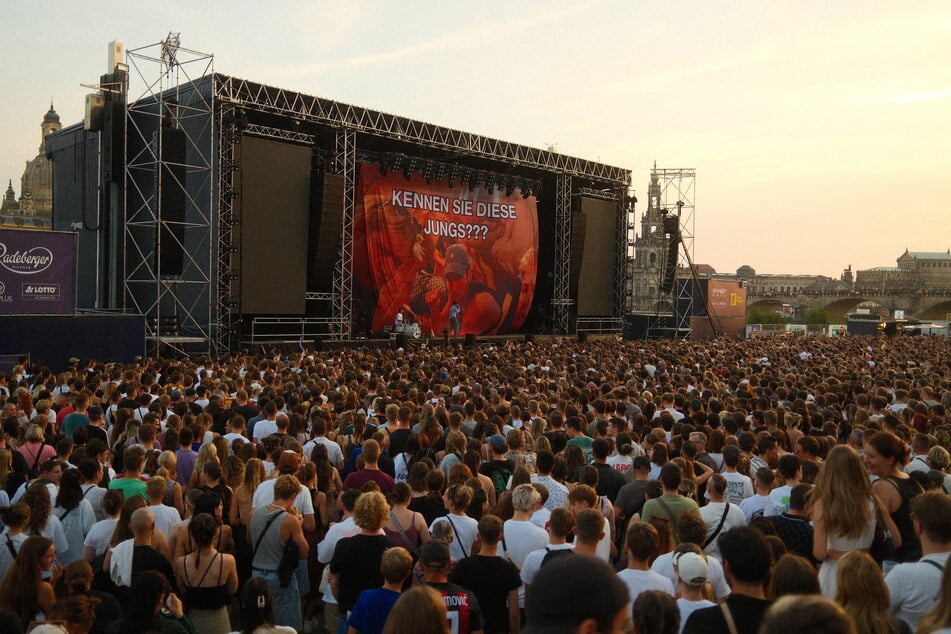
[353, 163, 538, 336]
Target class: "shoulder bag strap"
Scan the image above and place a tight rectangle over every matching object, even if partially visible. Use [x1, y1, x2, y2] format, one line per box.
[5, 535, 17, 560]
[703, 503, 732, 549]
[655, 496, 678, 526]
[923, 559, 945, 573]
[443, 515, 467, 558]
[720, 602, 739, 634]
[389, 511, 420, 558]
[252, 509, 286, 561]
[59, 506, 74, 522]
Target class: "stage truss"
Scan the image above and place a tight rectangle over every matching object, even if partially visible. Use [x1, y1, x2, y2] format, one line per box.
[205, 75, 630, 346]
[123, 35, 215, 355]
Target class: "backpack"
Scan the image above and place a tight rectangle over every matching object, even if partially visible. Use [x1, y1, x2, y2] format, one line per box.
[25, 445, 45, 480]
[540, 546, 574, 568]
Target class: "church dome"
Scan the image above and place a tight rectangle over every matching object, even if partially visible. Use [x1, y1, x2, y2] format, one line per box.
[736, 265, 756, 277]
[43, 105, 60, 125]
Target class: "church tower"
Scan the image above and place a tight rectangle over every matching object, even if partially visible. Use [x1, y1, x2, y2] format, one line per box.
[18, 103, 60, 219]
[630, 166, 670, 310]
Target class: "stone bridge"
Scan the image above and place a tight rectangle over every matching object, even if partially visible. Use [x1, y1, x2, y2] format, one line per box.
[747, 288, 951, 322]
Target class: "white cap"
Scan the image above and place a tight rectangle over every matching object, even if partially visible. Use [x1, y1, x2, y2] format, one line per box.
[674, 552, 709, 586]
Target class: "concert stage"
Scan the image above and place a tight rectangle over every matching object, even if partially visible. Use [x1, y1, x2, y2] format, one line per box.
[47, 39, 633, 356]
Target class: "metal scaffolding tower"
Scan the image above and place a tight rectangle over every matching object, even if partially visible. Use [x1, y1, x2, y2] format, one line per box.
[123, 35, 215, 355]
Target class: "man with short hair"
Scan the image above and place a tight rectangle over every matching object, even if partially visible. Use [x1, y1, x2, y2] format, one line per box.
[740, 467, 774, 523]
[347, 546, 413, 634]
[683, 527, 773, 634]
[520, 507, 575, 592]
[565, 416, 593, 463]
[531, 450, 568, 511]
[568, 485, 612, 562]
[689, 431, 719, 473]
[886, 491, 951, 630]
[640, 463, 699, 545]
[764, 454, 802, 516]
[303, 415, 345, 470]
[105, 507, 174, 598]
[699, 474, 747, 561]
[584, 438, 626, 504]
[480, 434, 515, 498]
[107, 446, 148, 501]
[766, 484, 814, 562]
[61, 392, 91, 439]
[617, 522, 674, 613]
[342, 440, 395, 495]
[146, 476, 181, 537]
[450, 515, 521, 634]
[614, 456, 652, 526]
[720, 446, 754, 506]
[420, 540, 485, 634]
[317, 489, 362, 634]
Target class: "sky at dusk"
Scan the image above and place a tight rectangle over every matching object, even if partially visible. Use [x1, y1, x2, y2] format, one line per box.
[1, 1, 948, 277]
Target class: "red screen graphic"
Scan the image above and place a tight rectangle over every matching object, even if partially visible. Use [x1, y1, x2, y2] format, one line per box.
[353, 162, 538, 336]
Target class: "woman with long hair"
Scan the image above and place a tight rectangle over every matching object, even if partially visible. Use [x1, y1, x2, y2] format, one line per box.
[0, 535, 57, 629]
[384, 482, 431, 555]
[173, 513, 238, 634]
[188, 443, 219, 490]
[236, 576, 296, 634]
[156, 450, 185, 517]
[811, 445, 896, 597]
[835, 550, 909, 634]
[51, 468, 96, 565]
[866, 431, 924, 565]
[0, 448, 22, 500]
[0, 503, 31, 579]
[23, 481, 68, 557]
[429, 483, 477, 561]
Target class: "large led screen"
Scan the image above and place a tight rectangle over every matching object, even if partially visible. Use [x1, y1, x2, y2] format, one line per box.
[353, 162, 538, 336]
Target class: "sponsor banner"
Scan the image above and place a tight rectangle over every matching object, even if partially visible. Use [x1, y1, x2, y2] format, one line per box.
[0, 229, 76, 315]
[353, 162, 538, 336]
[707, 279, 747, 319]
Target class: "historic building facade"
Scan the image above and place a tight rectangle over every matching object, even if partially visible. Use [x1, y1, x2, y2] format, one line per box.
[0, 104, 60, 228]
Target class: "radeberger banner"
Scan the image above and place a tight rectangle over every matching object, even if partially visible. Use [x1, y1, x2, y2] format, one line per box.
[0, 228, 76, 315]
[353, 162, 538, 336]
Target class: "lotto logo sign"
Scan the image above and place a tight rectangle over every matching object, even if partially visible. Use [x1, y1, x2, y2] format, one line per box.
[22, 283, 60, 301]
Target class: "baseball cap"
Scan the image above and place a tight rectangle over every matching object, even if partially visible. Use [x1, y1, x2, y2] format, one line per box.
[444, 244, 471, 277]
[488, 434, 507, 451]
[674, 551, 709, 586]
[420, 540, 451, 569]
[277, 450, 302, 474]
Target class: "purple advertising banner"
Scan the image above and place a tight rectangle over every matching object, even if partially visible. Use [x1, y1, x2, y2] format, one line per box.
[0, 229, 76, 315]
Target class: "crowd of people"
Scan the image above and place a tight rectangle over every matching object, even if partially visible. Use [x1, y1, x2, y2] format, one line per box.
[0, 332, 949, 634]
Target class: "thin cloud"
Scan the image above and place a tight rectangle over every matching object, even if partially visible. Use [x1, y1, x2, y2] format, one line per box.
[868, 89, 951, 104]
[267, 4, 588, 77]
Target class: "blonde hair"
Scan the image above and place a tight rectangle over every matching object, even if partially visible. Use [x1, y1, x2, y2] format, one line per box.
[353, 491, 389, 531]
[810, 445, 871, 539]
[834, 550, 899, 634]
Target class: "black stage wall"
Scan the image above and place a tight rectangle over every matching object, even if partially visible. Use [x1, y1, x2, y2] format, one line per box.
[576, 196, 615, 316]
[0, 314, 145, 371]
[240, 135, 311, 314]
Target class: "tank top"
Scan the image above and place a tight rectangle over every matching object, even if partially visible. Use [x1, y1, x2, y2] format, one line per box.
[183, 551, 232, 609]
[250, 507, 286, 571]
[884, 475, 923, 562]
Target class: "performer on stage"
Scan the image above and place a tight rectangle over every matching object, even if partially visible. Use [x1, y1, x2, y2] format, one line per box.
[395, 307, 405, 331]
[449, 301, 462, 337]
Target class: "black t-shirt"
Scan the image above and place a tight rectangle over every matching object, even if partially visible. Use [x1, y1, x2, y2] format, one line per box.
[73, 589, 123, 634]
[329, 533, 395, 612]
[683, 594, 771, 634]
[767, 513, 815, 563]
[450, 555, 521, 634]
[132, 544, 175, 586]
[388, 428, 412, 457]
[410, 495, 449, 527]
[86, 425, 108, 444]
[543, 430, 568, 454]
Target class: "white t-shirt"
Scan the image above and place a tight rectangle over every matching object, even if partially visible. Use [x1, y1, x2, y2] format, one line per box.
[739, 494, 770, 523]
[251, 479, 315, 518]
[431, 514, 479, 561]
[84, 518, 119, 557]
[885, 552, 950, 631]
[252, 419, 278, 442]
[722, 471, 754, 506]
[764, 485, 793, 517]
[617, 568, 675, 616]
[303, 437, 344, 467]
[149, 504, 182, 538]
[699, 502, 747, 561]
[677, 598, 716, 633]
[520, 543, 574, 587]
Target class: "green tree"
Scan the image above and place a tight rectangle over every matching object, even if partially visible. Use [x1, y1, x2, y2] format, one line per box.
[748, 306, 789, 325]
[804, 307, 830, 325]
